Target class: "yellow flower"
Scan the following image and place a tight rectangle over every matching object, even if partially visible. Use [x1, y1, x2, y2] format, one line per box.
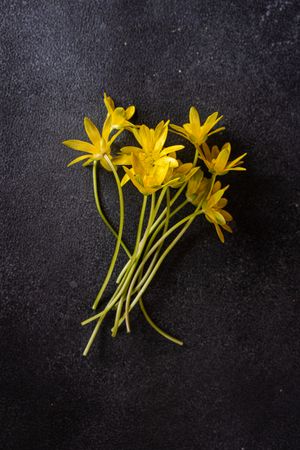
[115, 121, 185, 194]
[170, 106, 224, 146]
[165, 162, 200, 188]
[202, 181, 233, 243]
[103, 93, 135, 130]
[200, 142, 247, 175]
[62, 116, 113, 170]
[186, 169, 210, 206]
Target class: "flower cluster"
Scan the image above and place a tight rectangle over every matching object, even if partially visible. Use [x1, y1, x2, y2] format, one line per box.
[63, 94, 246, 355]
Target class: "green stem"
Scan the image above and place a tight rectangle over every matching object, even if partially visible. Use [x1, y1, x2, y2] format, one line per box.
[93, 161, 131, 258]
[116, 207, 203, 329]
[208, 174, 216, 198]
[139, 299, 183, 346]
[83, 209, 202, 329]
[124, 193, 156, 332]
[83, 310, 106, 356]
[111, 195, 148, 336]
[193, 145, 199, 166]
[116, 195, 148, 284]
[137, 189, 184, 346]
[134, 188, 171, 294]
[92, 155, 125, 310]
[136, 197, 189, 289]
[153, 186, 168, 217]
[150, 182, 187, 233]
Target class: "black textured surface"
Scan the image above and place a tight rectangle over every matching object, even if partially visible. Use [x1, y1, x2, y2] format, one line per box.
[1, 1, 300, 449]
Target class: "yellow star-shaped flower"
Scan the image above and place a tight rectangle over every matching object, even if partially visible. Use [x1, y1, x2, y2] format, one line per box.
[62, 116, 113, 170]
[170, 106, 224, 146]
[202, 181, 233, 243]
[200, 142, 247, 175]
[103, 93, 135, 130]
[114, 121, 185, 194]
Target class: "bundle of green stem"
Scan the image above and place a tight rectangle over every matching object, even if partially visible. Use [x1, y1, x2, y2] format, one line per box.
[62, 94, 246, 356]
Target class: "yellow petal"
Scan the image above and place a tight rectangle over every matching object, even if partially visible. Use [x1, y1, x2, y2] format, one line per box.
[215, 224, 225, 243]
[125, 105, 135, 119]
[84, 117, 101, 147]
[227, 152, 247, 168]
[111, 107, 126, 127]
[189, 106, 201, 126]
[206, 210, 226, 225]
[123, 167, 149, 194]
[120, 146, 141, 155]
[132, 153, 145, 175]
[214, 148, 230, 173]
[211, 180, 222, 194]
[217, 198, 228, 209]
[103, 93, 115, 114]
[67, 154, 91, 167]
[102, 115, 112, 141]
[62, 140, 95, 154]
[131, 126, 145, 147]
[220, 210, 233, 222]
[153, 124, 168, 153]
[169, 124, 186, 134]
[154, 156, 178, 168]
[205, 112, 223, 128]
[182, 123, 194, 135]
[211, 145, 219, 159]
[82, 158, 93, 167]
[221, 223, 233, 234]
[208, 185, 229, 208]
[160, 145, 185, 156]
[202, 142, 212, 161]
[151, 164, 169, 185]
[208, 126, 225, 137]
[113, 154, 132, 165]
[121, 172, 130, 186]
[100, 157, 112, 171]
[187, 169, 204, 195]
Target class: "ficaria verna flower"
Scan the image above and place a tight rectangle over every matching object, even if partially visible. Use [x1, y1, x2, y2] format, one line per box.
[62, 115, 113, 170]
[186, 169, 210, 205]
[199, 142, 247, 176]
[115, 121, 185, 194]
[63, 94, 136, 169]
[202, 181, 233, 243]
[164, 162, 200, 188]
[62, 94, 247, 356]
[104, 92, 135, 130]
[170, 106, 224, 146]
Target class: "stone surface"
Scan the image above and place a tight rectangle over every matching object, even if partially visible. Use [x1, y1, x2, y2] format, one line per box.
[1, 1, 299, 449]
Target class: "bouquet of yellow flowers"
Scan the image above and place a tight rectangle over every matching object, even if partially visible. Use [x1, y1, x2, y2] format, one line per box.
[63, 94, 246, 356]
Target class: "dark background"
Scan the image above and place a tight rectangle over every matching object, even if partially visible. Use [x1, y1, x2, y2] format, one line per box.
[1, 1, 299, 449]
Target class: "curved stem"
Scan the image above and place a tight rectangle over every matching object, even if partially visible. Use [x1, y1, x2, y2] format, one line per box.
[139, 299, 183, 346]
[92, 155, 125, 310]
[93, 161, 131, 257]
